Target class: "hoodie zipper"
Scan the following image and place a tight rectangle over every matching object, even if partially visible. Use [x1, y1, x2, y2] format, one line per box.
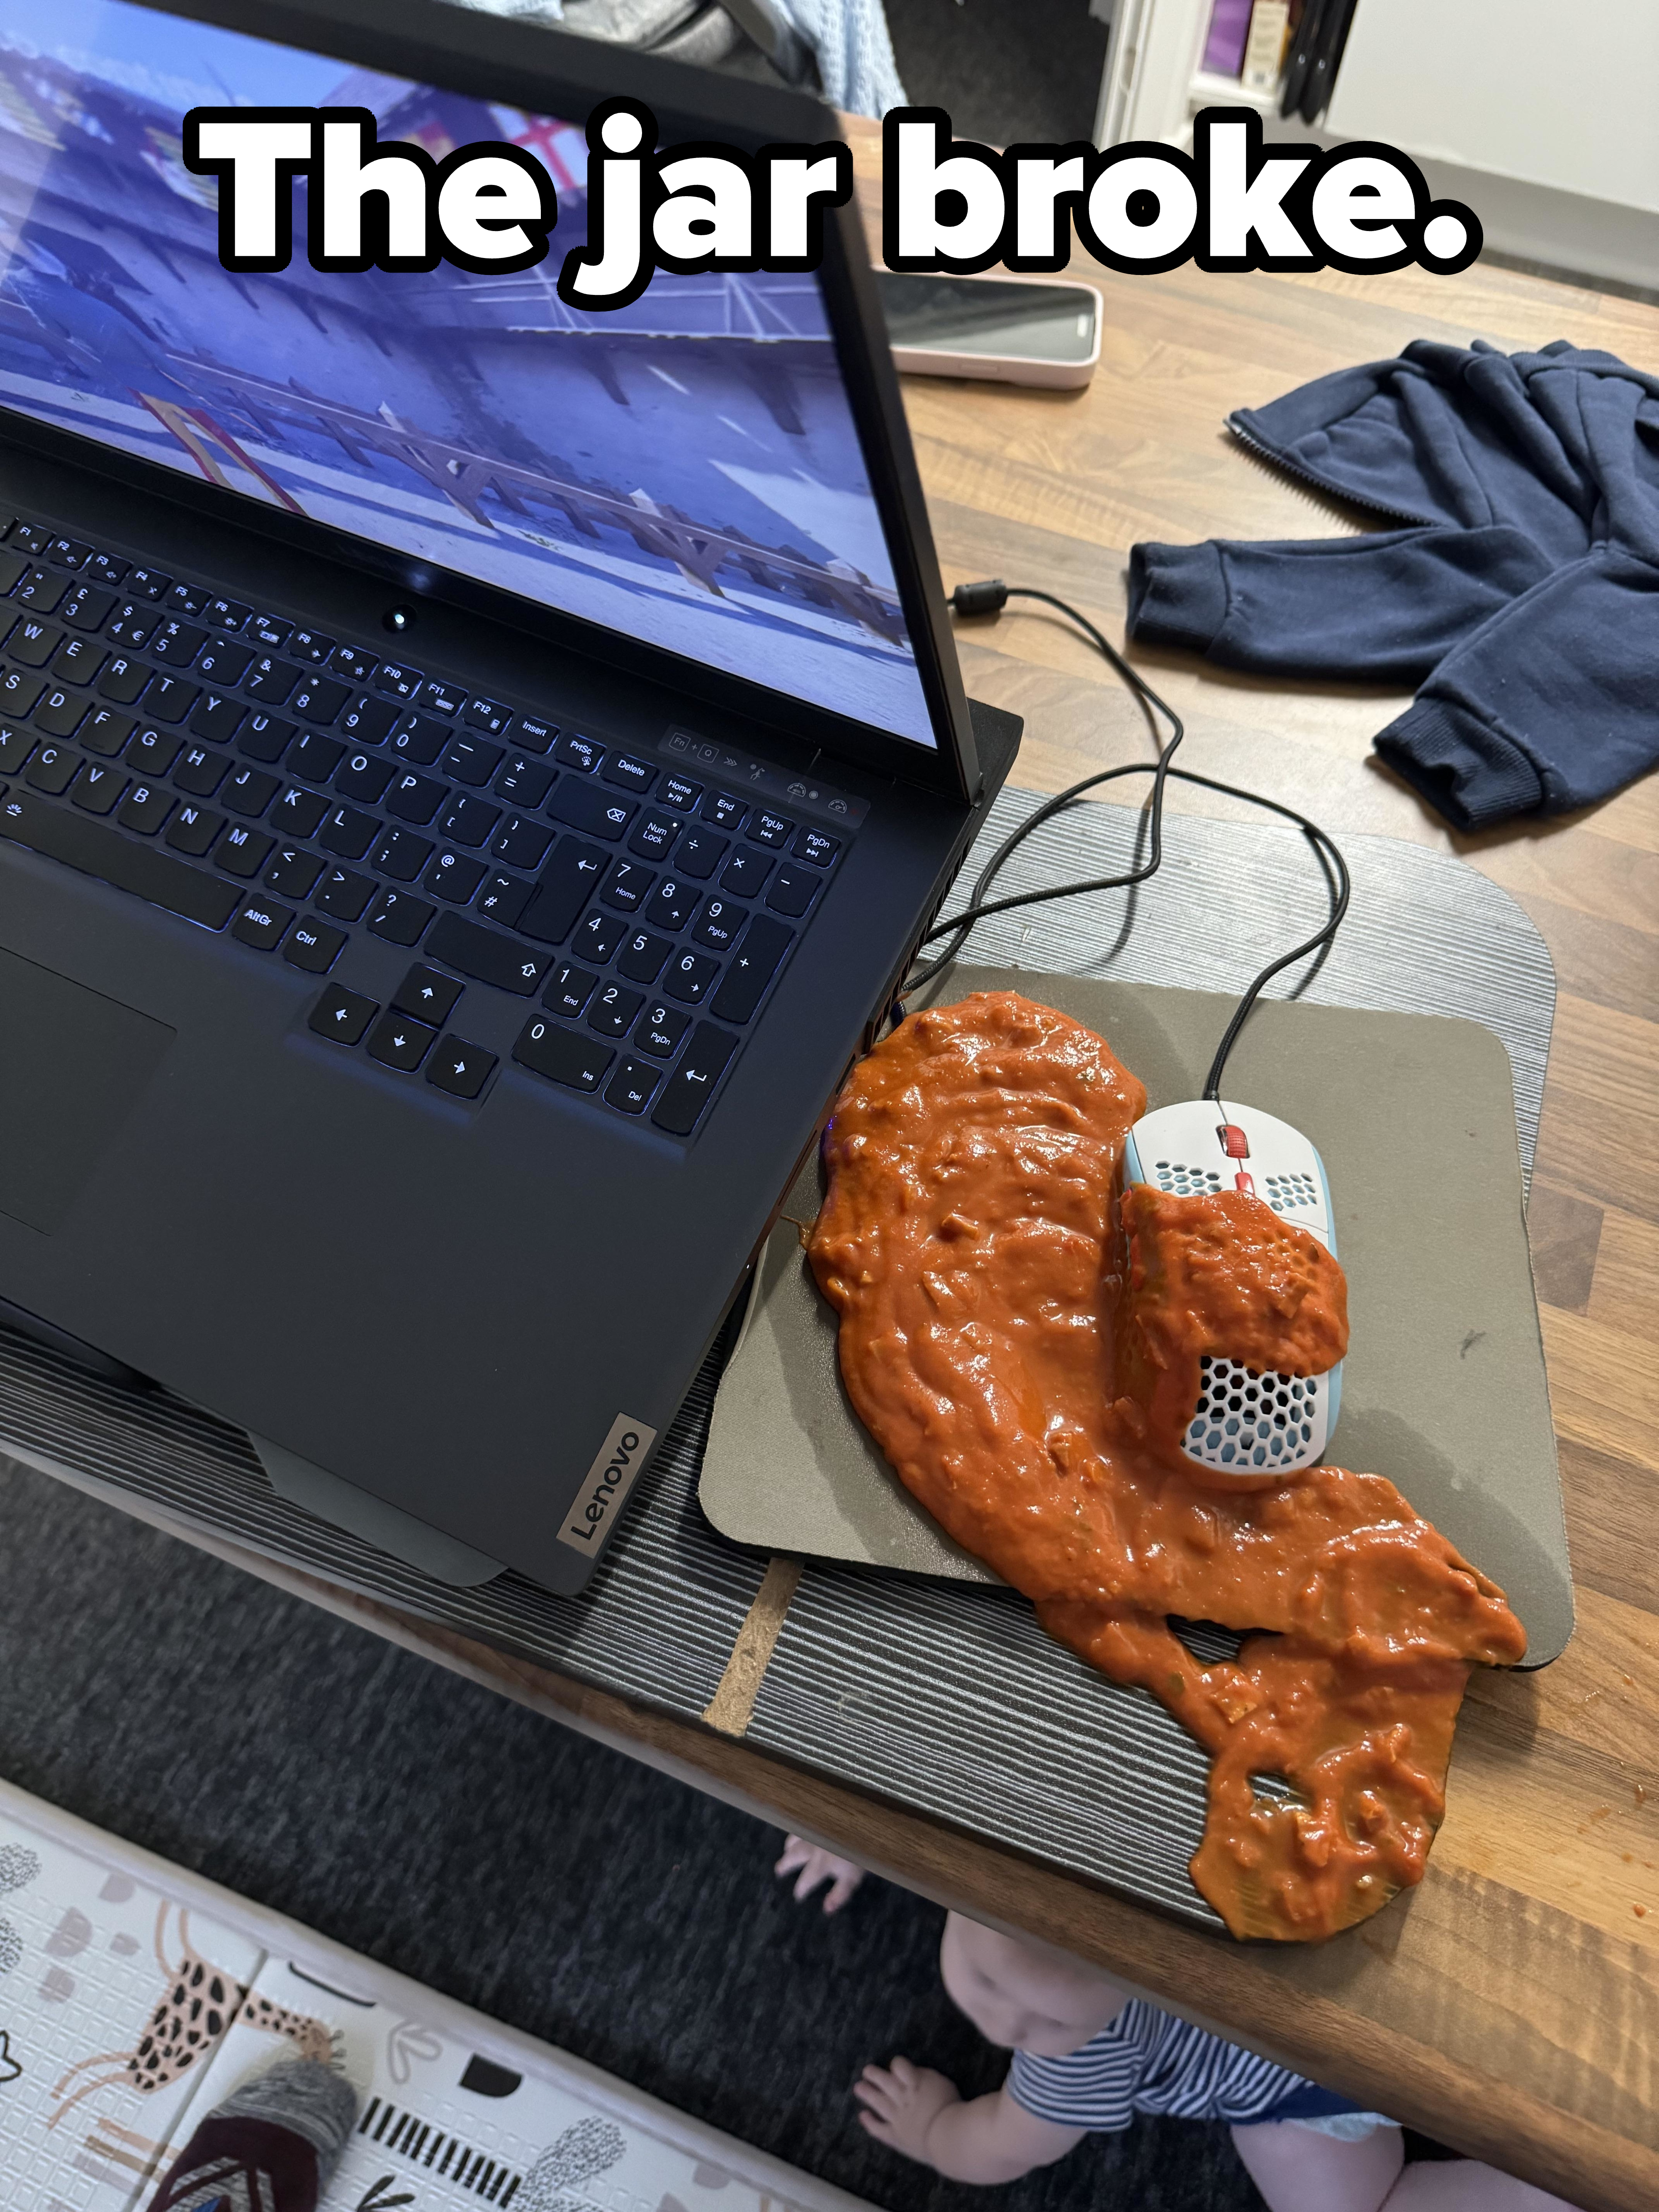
[1226, 414, 1439, 528]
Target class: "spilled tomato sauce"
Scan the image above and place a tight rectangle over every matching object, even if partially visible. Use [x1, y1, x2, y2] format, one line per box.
[809, 993, 1525, 1940]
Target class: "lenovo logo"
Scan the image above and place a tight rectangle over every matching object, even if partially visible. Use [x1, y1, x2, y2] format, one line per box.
[556, 1414, 657, 1551]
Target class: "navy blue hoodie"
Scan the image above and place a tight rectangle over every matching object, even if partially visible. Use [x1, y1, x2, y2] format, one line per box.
[1126, 340, 1659, 830]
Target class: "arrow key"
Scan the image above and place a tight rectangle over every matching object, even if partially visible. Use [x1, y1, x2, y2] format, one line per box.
[392, 964, 464, 1026]
[367, 1009, 438, 1071]
[427, 1035, 497, 1100]
[307, 982, 378, 1046]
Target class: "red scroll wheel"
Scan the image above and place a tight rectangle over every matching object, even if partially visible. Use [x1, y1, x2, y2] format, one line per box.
[1216, 1122, 1254, 1195]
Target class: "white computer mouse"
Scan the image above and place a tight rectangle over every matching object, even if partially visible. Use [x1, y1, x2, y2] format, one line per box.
[1121, 1099, 1342, 1477]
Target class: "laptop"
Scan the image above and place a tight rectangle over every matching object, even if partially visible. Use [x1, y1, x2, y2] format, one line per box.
[0, 0, 1019, 1593]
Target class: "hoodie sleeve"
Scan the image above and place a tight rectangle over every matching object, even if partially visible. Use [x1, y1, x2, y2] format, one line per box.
[1127, 526, 1552, 688]
[1372, 545, 1659, 828]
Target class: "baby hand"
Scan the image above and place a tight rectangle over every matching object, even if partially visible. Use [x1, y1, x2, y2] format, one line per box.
[775, 1834, 864, 1913]
[854, 2057, 960, 2166]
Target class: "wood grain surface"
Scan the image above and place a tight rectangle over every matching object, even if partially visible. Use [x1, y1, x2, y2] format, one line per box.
[134, 131, 1658, 2209]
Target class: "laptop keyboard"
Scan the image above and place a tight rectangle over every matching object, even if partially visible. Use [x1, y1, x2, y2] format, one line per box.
[0, 515, 850, 1137]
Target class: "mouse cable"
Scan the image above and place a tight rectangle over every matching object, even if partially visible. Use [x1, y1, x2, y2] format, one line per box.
[899, 581, 1352, 1105]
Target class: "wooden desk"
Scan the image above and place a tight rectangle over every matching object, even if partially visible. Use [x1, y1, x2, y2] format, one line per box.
[107, 150, 1659, 2212]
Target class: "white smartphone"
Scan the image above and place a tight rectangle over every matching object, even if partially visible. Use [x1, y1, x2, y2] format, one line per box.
[875, 271, 1104, 389]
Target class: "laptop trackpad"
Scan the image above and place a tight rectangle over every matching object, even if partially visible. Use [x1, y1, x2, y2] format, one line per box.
[0, 947, 175, 1234]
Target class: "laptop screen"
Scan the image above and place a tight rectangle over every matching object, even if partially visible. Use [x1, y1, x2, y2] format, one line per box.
[0, 0, 939, 750]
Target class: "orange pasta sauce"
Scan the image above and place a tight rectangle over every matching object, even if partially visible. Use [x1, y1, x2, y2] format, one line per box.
[809, 992, 1525, 1940]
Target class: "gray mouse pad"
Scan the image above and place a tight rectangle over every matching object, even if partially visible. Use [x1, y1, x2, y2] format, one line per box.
[702, 969, 1572, 1667]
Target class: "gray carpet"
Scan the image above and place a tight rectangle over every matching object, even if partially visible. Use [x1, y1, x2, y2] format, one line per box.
[881, 0, 1112, 143]
[0, 1450, 1268, 2210]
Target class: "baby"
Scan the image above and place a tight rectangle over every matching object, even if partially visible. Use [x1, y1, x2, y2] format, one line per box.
[776, 1839, 1581, 2212]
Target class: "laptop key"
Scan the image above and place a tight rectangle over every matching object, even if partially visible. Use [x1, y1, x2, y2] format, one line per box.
[709, 913, 795, 1024]
[272, 786, 328, 839]
[366, 886, 435, 947]
[166, 583, 210, 616]
[6, 615, 63, 666]
[660, 772, 703, 812]
[0, 724, 34, 774]
[491, 815, 551, 871]
[0, 786, 236, 927]
[372, 826, 435, 882]
[238, 711, 295, 762]
[24, 743, 78, 795]
[427, 1035, 496, 1098]
[5, 524, 47, 555]
[633, 1002, 690, 1058]
[542, 963, 598, 1019]
[331, 644, 377, 681]
[216, 825, 275, 879]
[85, 553, 129, 591]
[60, 582, 117, 632]
[289, 731, 345, 785]
[316, 866, 375, 921]
[126, 726, 180, 777]
[265, 845, 324, 898]
[794, 826, 840, 866]
[80, 707, 134, 757]
[97, 655, 151, 704]
[190, 692, 246, 745]
[289, 628, 335, 665]
[126, 567, 171, 601]
[423, 911, 546, 994]
[651, 1023, 738, 1136]
[765, 861, 819, 918]
[165, 804, 223, 857]
[230, 896, 293, 950]
[701, 792, 747, 831]
[423, 851, 488, 904]
[588, 981, 645, 1037]
[248, 613, 292, 650]
[195, 640, 252, 687]
[642, 876, 695, 932]
[388, 711, 449, 765]
[374, 660, 424, 701]
[144, 676, 198, 725]
[46, 537, 90, 569]
[555, 732, 603, 773]
[33, 688, 87, 739]
[440, 735, 503, 786]
[392, 965, 463, 1025]
[333, 751, 392, 804]
[339, 693, 398, 745]
[223, 765, 280, 817]
[605, 1057, 662, 1116]
[243, 655, 297, 704]
[117, 783, 173, 835]
[462, 695, 511, 736]
[600, 858, 654, 913]
[149, 618, 207, 666]
[436, 792, 499, 847]
[69, 761, 125, 815]
[384, 770, 444, 824]
[206, 597, 251, 633]
[475, 871, 530, 929]
[283, 917, 347, 974]
[572, 910, 624, 967]
[691, 896, 746, 954]
[512, 1017, 611, 1093]
[423, 679, 466, 720]
[13, 568, 66, 613]
[720, 846, 772, 898]
[0, 669, 44, 716]
[52, 636, 106, 684]
[671, 826, 727, 879]
[616, 928, 672, 984]
[663, 949, 720, 1005]
[173, 743, 229, 797]
[319, 805, 378, 860]
[492, 754, 555, 807]
[291, 672, 349, 725]
[600, 753, 657, 796]
[367, 1010, 437, 1071]
[627, 811, 680, 861]
[548, 780, 633, 841]
[308, 983, 377, 1044]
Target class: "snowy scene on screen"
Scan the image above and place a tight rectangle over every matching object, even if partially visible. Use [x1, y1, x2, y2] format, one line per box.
[0, 0, 934, 745]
